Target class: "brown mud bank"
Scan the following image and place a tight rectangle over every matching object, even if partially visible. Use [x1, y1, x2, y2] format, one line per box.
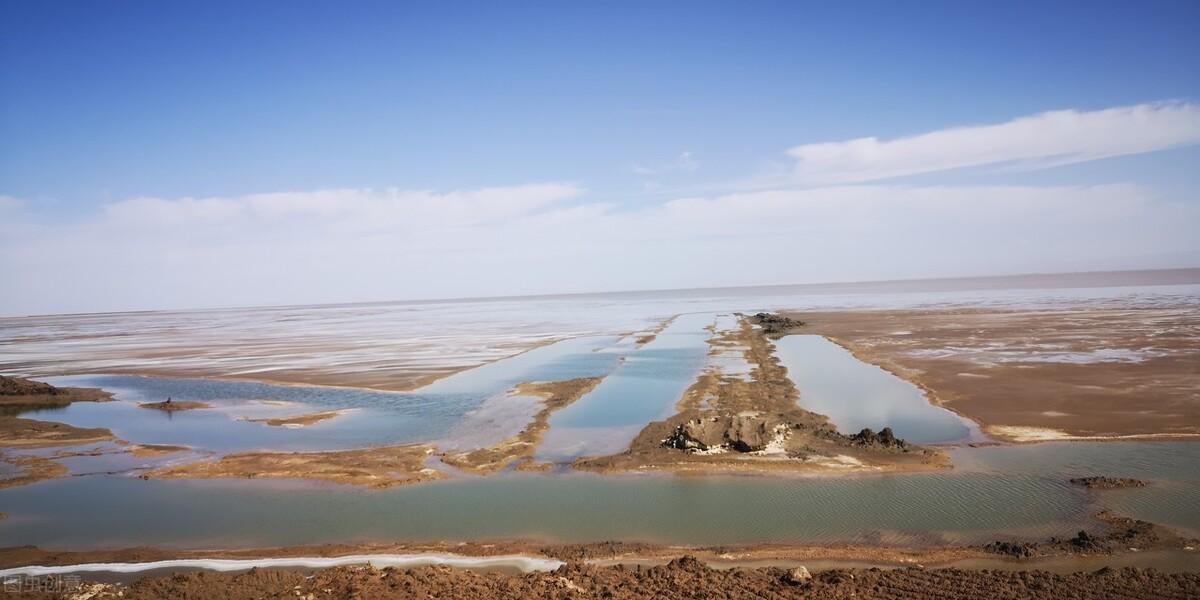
[0, 375, 116, 449]
[1071, 476, 1148, 490]
[791, 306, 1200, 442]
[0, 375, 111, 412]
[983, 511, 1191, 559]
[142, 444, 444, 488]
[3, 511, 1196, 597]
[578, 315, 947, 475]
[240, 409, 347, 427]
[13, 557, 1200, 599]
[0, 376, 121, 489]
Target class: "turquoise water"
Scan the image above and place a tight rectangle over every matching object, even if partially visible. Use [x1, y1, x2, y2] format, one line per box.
[0, 442, 1196, 549]
[1, 304, 1197, 552]
[775, 335, 978, 443]
[535, 313, 712, 460]
[32, 336, 623, 453]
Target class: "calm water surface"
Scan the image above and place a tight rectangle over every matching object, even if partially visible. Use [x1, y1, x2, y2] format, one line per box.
[0, 442, 1196, 549]
[775, 335, 980, 443]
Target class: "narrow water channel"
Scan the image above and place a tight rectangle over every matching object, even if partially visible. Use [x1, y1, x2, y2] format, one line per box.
[774, 335, 979, 444]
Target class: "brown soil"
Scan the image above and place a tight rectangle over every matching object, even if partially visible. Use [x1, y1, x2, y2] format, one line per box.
[143, 445, 444, 488]
[20, 558, 1200, 599]
[2, 511, 1196, 598]
[0, 454, 67, 489]
[138, 400, 211, 411]
[441, 377, 604, 473]
[0, 417, 114, 448]
[240, 410, 346, 427]
[983, 511, 1188, 559]
[127, 444, 190, 457]
[576, 316, 948, 475]
[1071, 476, 1148, 490]
[792, 306, 1200, 441]
[0, 375, 112, 412]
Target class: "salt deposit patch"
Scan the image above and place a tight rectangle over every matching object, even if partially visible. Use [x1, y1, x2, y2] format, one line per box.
[0, 553, 565, 579]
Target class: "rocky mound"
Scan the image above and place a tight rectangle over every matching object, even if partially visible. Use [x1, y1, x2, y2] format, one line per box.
[750, 312, 806, 335]
[850, 427, 908, 449]
[1070, 476, 1148, 489]
[0, 375, 60, 396]
[53, 558, 1200, 599]
[663, 413, 796, 453]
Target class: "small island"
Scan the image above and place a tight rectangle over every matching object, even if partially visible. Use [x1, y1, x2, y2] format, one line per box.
[139, 400, 212, 412]
[1069, 476, 1148, 490]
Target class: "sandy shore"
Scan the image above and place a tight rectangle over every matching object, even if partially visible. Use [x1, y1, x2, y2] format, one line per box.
[143, 444, 445, 488]
[791, 306, 1200, 442]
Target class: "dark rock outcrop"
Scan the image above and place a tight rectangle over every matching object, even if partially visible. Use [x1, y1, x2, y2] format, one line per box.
[984, 541, 1037, 558]
[750, 312, 806, 335]
[850, 427, 907, 449]
[663, 413, 789, 453]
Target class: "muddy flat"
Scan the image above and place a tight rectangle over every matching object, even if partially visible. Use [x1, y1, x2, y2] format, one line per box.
[796, 306, 1200, 441]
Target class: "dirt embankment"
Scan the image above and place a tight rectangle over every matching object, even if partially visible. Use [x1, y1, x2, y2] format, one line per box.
[576, 315, 948, 475]
[0, 375, 112, 412]
[441, 377, 604, 473]
[23, 557, 1200, 600]
[0, 375, 116, 451]
[142, 444, 445, 488]
[792, 306, 1200, 441]
[983, 511, 1190, 559]
[240, 409, 347, 427]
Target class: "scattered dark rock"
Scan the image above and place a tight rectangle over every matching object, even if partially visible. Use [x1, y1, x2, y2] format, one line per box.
[850, 427, 908, 449]
[1070, 476, 1147, 490]
[1070, 530, 1105, 551]
[983, 511, 1189, 559]
[750, 312, 806, 335]
[983, 541, 1037, 558]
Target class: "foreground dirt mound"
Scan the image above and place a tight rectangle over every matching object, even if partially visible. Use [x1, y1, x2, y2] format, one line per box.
[0, 376, 60, 396]
[35, 558, 1200, 599]
[984, 511, 1189, 559]
[0, 375, 112, 409]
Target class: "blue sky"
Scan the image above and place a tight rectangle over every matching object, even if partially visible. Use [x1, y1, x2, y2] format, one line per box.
[2, 1, 1199, 314]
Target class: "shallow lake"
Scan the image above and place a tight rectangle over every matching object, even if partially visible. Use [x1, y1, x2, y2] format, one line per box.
[775, 335, 980, 443]
[0, 442, 1197, 549]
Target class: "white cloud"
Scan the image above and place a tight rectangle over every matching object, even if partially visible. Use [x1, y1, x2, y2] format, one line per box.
[4, 102, 1198, 315]
[787, 102, 1200, 184]
[2, 181, 1196, 315]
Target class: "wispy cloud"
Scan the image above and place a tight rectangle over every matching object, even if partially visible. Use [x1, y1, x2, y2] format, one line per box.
[4, 102, 1199, 314]
[787, 102, 1200, 184]
[3, 181, 1196, 314]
